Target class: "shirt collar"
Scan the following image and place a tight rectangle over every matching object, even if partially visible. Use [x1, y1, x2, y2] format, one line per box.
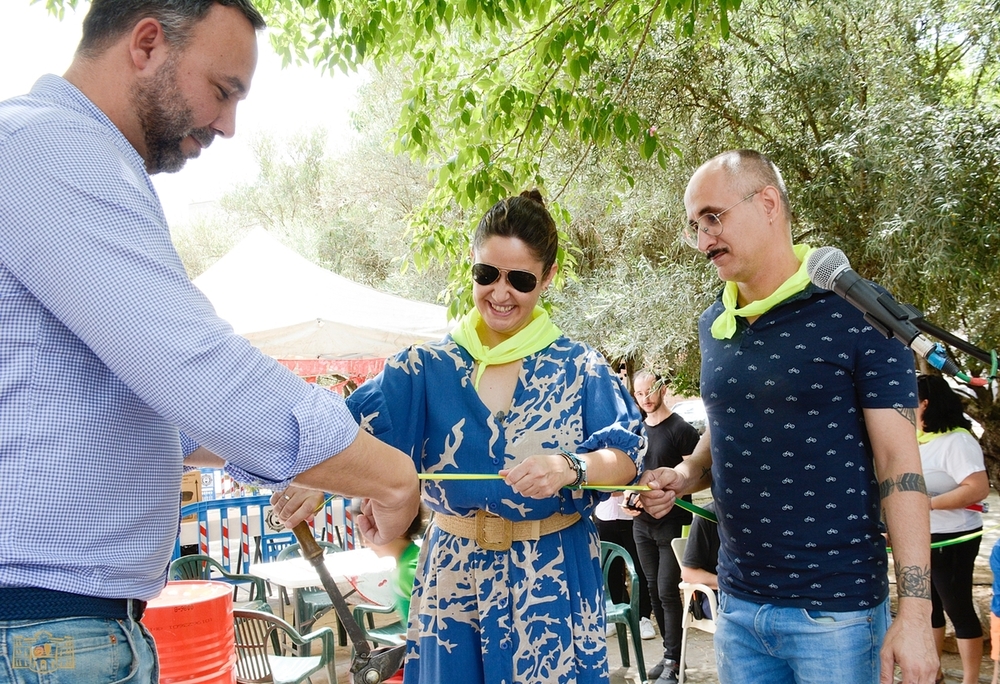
[29, 74, 149, 180]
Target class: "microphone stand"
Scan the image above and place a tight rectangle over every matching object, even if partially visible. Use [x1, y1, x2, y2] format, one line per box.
[902, 304, 997, 387]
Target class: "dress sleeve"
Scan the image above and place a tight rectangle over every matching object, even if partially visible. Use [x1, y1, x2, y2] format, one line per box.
[576, 347, 644, 483]
[346, 346, 427, 461]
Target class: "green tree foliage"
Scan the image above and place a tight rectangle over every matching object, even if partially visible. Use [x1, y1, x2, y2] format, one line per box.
[41, 0, 734, 314]
[215, 118, 448, 300]
[549, 0, 1000, 476]
[252, 0, 738, 316]
[173, 84, 448, 302]
[40, 0, 1000, 477]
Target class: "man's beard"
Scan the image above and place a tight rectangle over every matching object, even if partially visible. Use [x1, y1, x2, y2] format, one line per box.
[131, 57, 215, 174]
[646, 395, 663, 413]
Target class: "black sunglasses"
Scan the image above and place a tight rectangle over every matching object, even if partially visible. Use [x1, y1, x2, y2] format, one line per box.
[471, 263, 539, 293]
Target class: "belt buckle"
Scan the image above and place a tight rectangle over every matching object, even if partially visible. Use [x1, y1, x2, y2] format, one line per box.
[475, 510, 512, 551]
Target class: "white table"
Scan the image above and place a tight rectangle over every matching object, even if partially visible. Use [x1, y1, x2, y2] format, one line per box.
[248, 548, 397, 625]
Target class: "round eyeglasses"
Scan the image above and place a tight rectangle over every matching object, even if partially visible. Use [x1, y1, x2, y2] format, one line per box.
[471, 263, 539, 293]
[681, 191, 760, 249]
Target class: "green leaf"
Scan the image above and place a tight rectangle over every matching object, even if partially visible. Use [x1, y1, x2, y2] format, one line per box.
[568, 58, 581, 80]
[640, 135, 657, 160]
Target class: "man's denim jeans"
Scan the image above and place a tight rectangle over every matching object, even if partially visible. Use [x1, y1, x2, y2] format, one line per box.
[715, 591, 889, 684]
[0, 615, 157, 683]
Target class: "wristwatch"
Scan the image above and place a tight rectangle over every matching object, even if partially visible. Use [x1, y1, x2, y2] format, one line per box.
[559, 449, 588, 489]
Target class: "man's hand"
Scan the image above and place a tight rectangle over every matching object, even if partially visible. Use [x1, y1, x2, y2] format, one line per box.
[864, 407, 936, 684]
[271, 485, 326, 529]
[638, 429, 713, 518]
[638, 467, 685, 518]
[357, 489, 421, 546]
[290, 428, 420, 545]
[879, 606, 938, 684]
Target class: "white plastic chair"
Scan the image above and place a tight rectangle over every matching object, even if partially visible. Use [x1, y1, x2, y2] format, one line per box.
[670, 536, 718, 684]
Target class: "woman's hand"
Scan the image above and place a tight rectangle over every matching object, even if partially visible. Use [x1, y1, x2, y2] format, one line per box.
[500, 453, 576, 499]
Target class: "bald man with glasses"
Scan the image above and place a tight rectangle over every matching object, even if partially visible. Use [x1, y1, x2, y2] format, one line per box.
[640, 149, 937, 684]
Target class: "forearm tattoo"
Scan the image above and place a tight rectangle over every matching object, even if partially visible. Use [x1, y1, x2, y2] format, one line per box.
[895, 406, 916, 427]
[699, 465, 711, 482]
[879, 472, 927, 500]
[896, 564, 931, 600]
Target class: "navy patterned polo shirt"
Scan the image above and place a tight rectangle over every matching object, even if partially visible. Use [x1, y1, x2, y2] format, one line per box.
[699, 284, 917, 610]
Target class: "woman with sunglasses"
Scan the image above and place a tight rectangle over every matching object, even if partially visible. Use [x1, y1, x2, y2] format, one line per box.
[916, 374, 989, 684]
[346, 189, 643, 684]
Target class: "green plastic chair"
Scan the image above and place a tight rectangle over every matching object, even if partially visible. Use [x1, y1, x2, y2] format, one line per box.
[168, 554, 269, 610]
[233, 608, 337, 684]
[600, 541, 647, 682]
[351, 602, 406, 654]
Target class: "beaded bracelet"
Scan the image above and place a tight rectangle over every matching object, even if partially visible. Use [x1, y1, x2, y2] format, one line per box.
[559, 449, 587, 489]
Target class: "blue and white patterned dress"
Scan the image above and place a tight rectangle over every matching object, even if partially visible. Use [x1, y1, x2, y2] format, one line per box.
[346, 335, 643, 684]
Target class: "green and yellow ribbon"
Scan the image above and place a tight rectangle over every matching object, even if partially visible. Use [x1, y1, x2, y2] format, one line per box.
[416, 473, 719, 522]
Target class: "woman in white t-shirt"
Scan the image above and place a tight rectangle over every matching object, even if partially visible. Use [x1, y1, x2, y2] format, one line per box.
[917, 374, 990, 684]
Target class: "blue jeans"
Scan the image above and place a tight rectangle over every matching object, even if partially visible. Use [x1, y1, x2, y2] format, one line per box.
[0, 615, 157, 683]
[714, 592, 889, 684]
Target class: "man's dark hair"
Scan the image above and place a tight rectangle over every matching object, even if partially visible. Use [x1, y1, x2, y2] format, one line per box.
[78, 0, 265, 57]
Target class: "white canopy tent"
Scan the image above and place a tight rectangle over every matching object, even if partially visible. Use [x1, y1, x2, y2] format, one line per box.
[193, 228, 451, 359]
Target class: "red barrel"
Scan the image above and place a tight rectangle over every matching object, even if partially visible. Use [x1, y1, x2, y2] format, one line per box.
[144, 580, 237, 684]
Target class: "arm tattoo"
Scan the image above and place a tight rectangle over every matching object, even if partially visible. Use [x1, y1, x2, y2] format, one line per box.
[699, 465, 712, 482]
[879, 472, 927, 500]
[894, 406, 916, 427]
[896, 564, 931, 600]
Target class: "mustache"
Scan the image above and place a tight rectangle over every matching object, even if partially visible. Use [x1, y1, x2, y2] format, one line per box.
[706, 247, 728, 261]
[190, 127, 215, 149]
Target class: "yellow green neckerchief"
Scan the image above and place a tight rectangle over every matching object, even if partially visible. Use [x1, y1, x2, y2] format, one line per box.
[711, 243, 816, 340]
[916, 427, 972, 444]
[451, 305, 562, 390]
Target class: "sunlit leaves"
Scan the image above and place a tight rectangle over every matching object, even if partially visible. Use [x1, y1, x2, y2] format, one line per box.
[221, 0, 732, 314]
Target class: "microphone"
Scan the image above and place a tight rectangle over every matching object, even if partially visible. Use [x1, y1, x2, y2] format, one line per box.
[806, 246, 961, 377]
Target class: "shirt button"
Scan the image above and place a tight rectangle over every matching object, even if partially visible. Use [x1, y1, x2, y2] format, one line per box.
[488, 502, 498, 512]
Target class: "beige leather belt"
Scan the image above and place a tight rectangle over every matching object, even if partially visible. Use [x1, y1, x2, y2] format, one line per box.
[434, 510, 582, 552]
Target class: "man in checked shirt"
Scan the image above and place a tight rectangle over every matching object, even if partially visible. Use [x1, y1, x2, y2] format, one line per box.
[0, 2, 417, 682]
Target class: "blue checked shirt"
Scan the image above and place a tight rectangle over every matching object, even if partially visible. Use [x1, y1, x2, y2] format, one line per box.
[0, 76, 359, 601]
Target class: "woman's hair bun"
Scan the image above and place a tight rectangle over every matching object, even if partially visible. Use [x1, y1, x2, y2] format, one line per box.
[520, 188, 545, 206]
